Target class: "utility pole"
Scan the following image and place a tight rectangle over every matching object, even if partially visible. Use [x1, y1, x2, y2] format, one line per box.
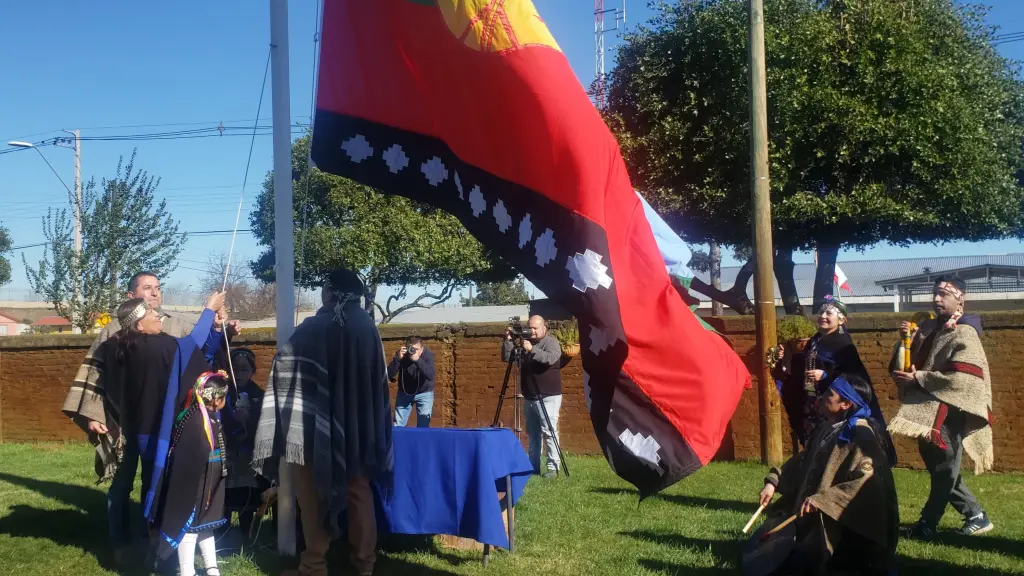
[63, 130, 82, 256]
[55, 129, 83, 332]
[748, 0, 783, 466]
[270, 0, 297, 557]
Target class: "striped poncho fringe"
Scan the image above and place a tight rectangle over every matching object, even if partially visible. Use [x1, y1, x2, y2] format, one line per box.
[251, 351, 332, 474]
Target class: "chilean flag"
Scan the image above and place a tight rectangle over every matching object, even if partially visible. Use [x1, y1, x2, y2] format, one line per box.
[309, 0, 749, 496]
[835, 264, 852, 293]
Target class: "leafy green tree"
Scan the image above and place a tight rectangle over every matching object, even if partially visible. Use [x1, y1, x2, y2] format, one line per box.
[0, 227, 11, 288]
[461, 278, 531, 306]
[24, 151, 185, 332]
[250, 135, 514, 323]
[609, 0, 1024, 311]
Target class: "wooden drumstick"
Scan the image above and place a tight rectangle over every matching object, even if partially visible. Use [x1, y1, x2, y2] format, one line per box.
[759, 514, 798, 541]
[742, 504, 766, 534]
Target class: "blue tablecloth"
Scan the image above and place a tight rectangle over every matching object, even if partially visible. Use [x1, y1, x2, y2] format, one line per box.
[376, 427, 534, 549]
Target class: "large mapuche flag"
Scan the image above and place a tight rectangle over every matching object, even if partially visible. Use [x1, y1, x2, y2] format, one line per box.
[310, 0, 750, 495]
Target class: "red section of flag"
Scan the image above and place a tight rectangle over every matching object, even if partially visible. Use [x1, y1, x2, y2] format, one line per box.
[315, 0, 749, 475]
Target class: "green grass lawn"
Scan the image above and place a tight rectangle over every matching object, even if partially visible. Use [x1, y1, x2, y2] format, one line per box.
[1, 443, 1023, 575]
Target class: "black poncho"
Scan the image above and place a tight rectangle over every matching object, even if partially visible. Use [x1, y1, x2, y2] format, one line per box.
[99, 309, 220, 477]
[774, 330, 889, 454]
[252, 301, 393, 537]
[152, 404, 228, 559]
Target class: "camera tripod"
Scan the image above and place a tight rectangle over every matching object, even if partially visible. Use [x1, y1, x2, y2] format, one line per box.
[492, 342, 569, 477]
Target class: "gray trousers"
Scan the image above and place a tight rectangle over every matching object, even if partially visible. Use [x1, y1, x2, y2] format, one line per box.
[918, 412, 983, 525]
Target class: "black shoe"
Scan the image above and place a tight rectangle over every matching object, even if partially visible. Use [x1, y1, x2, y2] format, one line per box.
[541, 470, 558, 479]
[902, 520, 937, 540]
[957, 512, 994, 536]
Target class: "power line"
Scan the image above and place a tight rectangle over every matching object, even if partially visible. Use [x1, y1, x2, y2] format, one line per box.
[9, 229, 253, 251]
[0, 126, 305, 155]
[0, 116, 308, 144]
[9, 242, 46, 251]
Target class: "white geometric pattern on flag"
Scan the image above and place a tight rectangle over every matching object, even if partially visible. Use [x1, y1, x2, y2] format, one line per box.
[618, 429, 662, 470]
[469, 185, 486, 217]
[421, 157, 448, 186]
[588, 325, 619, 356]
[518, 214, 533, 249]
[382, 144, 409, 174]
[534, 228, 557, 267]
[567, 249, 613, 292]
[493, 200, 512, 232]
[341, 135, 374, 163]
[582, 370, 592, 410]
[454, 171, 464, 199]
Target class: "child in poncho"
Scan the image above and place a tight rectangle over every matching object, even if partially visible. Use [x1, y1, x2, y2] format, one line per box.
[151, 371, 231, 576]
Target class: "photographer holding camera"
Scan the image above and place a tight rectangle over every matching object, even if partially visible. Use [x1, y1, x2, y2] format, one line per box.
[501, 315, 563, 478]
[389, 336, 436, 427]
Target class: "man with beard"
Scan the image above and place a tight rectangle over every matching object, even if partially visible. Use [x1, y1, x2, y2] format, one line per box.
[891, 277, 994, 539]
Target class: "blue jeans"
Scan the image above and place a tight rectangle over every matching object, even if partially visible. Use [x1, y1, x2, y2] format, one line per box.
[394, 390, 434, 428]
[107, 436, 154, 547]
[526, 395, 562, 473]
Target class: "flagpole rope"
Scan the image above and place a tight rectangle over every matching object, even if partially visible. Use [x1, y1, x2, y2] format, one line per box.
[294, 0, 323, 324]
[220, 49, 272, 390]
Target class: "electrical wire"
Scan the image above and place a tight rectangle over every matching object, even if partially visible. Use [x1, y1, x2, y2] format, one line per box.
[0, 116, 308, 143]
[294, 0, 323, 324]
[0, 126, 305, 155]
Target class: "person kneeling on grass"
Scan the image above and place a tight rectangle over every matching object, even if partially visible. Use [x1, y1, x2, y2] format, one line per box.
[150, 371, 232, 576]
[745, 374, 898, 576]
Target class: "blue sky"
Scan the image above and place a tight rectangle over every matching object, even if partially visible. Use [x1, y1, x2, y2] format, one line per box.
[1, 0, 1022, 304]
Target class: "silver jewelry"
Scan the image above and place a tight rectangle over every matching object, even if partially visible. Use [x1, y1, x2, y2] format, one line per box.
[120, 302, 149, 329]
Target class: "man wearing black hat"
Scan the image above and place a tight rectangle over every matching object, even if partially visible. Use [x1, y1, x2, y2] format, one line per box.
[253, 268, 393, 576]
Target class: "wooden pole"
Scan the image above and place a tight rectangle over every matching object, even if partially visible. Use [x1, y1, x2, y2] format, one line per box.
[748, 0, 783, 466]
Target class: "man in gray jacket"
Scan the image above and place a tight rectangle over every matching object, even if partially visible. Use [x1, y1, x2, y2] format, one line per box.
[502, 315, 563, 478]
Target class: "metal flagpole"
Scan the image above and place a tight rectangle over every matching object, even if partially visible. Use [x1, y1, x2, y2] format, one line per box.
[270, 0, 297, 556]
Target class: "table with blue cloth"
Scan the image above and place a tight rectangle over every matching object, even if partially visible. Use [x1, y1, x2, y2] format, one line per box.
[376, 427, 534, 563]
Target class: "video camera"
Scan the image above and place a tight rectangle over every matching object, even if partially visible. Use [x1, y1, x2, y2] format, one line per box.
[508, 316, 531, 341]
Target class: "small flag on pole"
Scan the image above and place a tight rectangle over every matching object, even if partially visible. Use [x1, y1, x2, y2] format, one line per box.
[834, 264, 852, 293]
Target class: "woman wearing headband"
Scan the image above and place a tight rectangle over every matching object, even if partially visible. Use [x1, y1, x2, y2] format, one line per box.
[97, 290, 226, 570]
[774, 296, 889, 453]
[747, 375, 898, 575]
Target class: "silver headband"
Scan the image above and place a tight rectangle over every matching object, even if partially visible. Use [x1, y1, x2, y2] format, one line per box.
[120, 302, 149, 329]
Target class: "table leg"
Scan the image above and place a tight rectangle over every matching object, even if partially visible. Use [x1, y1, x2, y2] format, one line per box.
[483, 543, 491, 567]
[505, 475, 515, 554]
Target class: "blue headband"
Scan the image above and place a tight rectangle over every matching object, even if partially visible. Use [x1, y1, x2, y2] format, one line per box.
[830, 376, 871, 445]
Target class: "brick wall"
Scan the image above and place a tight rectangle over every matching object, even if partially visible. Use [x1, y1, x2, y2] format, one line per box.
[3, 311, 1023, 470]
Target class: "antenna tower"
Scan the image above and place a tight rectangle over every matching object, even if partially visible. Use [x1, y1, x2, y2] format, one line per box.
[594, 0, 626, 109]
